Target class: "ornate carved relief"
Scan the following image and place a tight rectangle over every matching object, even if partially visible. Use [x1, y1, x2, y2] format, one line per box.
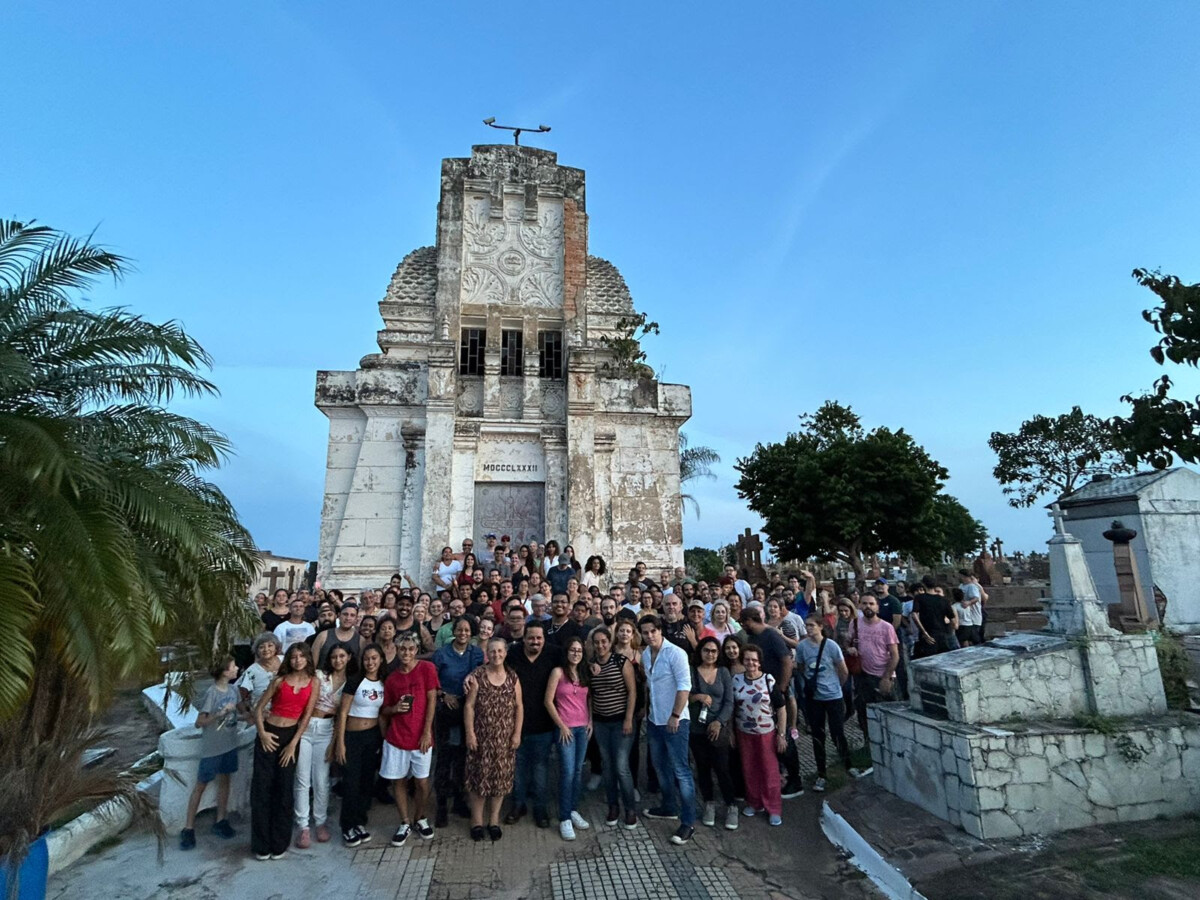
[540, 383, 566, 420]
[462, 195, 563, 308]
[500, 379, 524, 417]
[457, 379, 484, 416]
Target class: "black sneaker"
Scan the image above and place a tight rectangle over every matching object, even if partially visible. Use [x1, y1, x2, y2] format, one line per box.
[179, 828, 196, 851]
[342, 828, 362, 847]
[642, 806, 679, 820]
[670, 824, 695, 845]
[415, 818, 434, 840]
[391, 824, 410, 847]
[534, 813, 550, 829]
[211, 819, 236, 839]
[781, 777, 805, 799]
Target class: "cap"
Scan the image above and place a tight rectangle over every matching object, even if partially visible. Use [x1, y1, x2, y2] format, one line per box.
[687, 599, 705, 609]
[501, 534, 511, 542]
[875, 577, 888, 584]
[485, 532, 497, 539]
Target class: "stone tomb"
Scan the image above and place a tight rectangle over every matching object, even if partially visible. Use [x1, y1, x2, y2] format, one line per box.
[315, 144, 691, 588]
[868, 516, 1200, 839]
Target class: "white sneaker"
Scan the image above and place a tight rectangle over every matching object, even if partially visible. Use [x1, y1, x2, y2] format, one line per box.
[724, 805, 739, 830]
[702, 802, 717, 827]
[570, 811, 590, 830]
[742, 805, 756, 817]
[559, 820, 576, 841]
[813, 777, 827, 793]
[849, 766, 874, 779]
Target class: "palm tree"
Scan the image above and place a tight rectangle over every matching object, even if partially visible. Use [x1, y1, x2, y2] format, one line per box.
[679, 431, 720, 519]
[0, 220, 256, 872]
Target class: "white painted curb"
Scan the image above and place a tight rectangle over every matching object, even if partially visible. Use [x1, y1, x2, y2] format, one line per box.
[46, 756, 163, 876]
[820, 800, 927, 900]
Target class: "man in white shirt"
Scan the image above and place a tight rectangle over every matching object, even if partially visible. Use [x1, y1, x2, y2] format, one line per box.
[639, 615, 696, 845]
[274, 598, 316, 652]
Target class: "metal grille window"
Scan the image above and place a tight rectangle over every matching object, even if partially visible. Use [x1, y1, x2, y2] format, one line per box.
[459, 328, 485, 376]
[538, 330, 564, 379]
[500, 329, 524, 376]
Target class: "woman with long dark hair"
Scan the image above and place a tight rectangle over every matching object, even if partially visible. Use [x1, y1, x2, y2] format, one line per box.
[334, 643, 385, 847]
[545, 636, 592, 841]
[689, 637, 737, 830]
[294, 644, 349, 847]
[252, 642, 319, 860]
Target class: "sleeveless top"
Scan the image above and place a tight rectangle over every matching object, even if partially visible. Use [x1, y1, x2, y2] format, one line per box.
[313, 671, 345, 716]
[270, 677, 314, 719]
[590, 652, 629, 722]
[553, 673, 590, 729]
[318, 629, 361, 669]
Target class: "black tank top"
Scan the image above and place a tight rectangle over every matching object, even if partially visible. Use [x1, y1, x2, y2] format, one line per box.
[318, 629, 362, 669]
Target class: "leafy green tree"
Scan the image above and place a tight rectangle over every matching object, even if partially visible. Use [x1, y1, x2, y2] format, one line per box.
[679, 431, 720, 519]
[927, 494, 987, 560]
[0, 220, 255, 868]
[598, 311, 659, 377]
[1108, 269, 1200, 468]
[684, 546, 724, 583]
[734, 401, 967, 583]
[988, 407, 1134, 507]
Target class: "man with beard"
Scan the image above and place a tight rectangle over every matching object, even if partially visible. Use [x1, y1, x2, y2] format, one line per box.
[311, 602, 361, 668]
[851, 594, 898, 772]
[599, 596, 618, 627]
[660, 596, 691, 653]
[391, 593, 422, 644]
[306, 603, 337, 648]
[545, 594, 583, 647]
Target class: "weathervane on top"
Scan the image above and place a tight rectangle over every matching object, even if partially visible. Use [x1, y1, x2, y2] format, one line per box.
[482, 117, 551, 146]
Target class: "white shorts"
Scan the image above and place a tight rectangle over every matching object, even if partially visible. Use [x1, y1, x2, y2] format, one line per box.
[380, 742, 432, 780]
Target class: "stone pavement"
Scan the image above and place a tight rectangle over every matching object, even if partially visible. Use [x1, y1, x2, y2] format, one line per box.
[48, 722, 877, 900]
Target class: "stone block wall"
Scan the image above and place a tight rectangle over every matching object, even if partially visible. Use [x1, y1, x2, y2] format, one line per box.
[909, 634, 1167, 725]
[869, 704, 1200, 839]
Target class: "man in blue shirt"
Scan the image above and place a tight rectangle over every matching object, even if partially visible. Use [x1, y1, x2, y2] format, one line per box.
[431, 617, 484, 826]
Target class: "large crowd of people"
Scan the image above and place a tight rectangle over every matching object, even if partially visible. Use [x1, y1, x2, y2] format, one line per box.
[181, 534, 983, 857]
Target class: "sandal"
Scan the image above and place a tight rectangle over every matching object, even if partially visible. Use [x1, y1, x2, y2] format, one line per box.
[470, 825, 485, 842]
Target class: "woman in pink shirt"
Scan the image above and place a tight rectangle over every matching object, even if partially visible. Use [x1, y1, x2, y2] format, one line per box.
[545, 636, 592, 841]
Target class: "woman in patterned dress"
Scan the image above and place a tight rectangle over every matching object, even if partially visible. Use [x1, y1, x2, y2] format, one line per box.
[464, 635, 524, 841]
[731, 644, 787, 826]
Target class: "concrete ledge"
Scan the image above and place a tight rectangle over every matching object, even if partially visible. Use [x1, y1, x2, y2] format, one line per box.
[46, 756, 162, 876]
[821, 800, 927, 900]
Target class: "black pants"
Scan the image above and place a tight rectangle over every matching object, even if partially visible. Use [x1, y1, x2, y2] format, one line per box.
[779, 729, 800, 781]
[434, 703, 466, 808]
[339, 727, 382, 832]
[251, 722, 298, 856]
[806, 698, 852, 777]
[689, 728, 735, 805]
[854, 673, 891, 736]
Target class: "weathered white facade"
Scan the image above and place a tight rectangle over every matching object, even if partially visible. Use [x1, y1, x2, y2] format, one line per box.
[315, 145, 690, 589]
[1058, 468, 1200, 633]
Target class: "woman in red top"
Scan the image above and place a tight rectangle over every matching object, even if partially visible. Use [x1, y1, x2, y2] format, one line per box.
[252, 642, 319, 860]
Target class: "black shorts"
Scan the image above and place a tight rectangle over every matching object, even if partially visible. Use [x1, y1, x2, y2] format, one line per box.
[956, 625, 982, 645]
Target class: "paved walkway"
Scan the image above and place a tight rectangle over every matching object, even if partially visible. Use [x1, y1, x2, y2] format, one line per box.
[48, 724, 876, 900]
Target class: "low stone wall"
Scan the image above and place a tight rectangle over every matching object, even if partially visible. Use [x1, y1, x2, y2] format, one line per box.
[157, 724, 256, 830]
[869, 703, 1200, 839]
[909, 634, 1166, 725]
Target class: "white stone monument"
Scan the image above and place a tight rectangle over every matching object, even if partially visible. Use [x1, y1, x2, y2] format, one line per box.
[315, 144, 691, 588]
[867, 505, 1199, 839]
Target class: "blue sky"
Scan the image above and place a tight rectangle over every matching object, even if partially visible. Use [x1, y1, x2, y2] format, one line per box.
[5, 2, 1199, 562]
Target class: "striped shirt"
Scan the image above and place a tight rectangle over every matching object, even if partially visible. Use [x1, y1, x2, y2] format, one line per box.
[590, 652, 629, 722]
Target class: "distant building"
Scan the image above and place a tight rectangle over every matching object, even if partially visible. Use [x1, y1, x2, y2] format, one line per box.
[315, 144, 691, 589]
[1056, 468, 1200, 633]
[250, 551, 309, 597]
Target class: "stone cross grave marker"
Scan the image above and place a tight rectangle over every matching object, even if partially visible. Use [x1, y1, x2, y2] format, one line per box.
[263, 565, 297, 593]
[735, 528, 767, 583]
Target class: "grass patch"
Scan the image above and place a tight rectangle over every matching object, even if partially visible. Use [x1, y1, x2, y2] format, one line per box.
[1067, 822, 1200, 893]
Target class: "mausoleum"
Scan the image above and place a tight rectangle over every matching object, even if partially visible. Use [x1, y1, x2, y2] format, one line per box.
[315, 144, 691, 588]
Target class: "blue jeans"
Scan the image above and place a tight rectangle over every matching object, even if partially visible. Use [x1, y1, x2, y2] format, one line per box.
[513, 730, 554, 818]
[593, 720, 636, 811]
[557, 726, 589, 821]
[646, 720, 696, 827]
